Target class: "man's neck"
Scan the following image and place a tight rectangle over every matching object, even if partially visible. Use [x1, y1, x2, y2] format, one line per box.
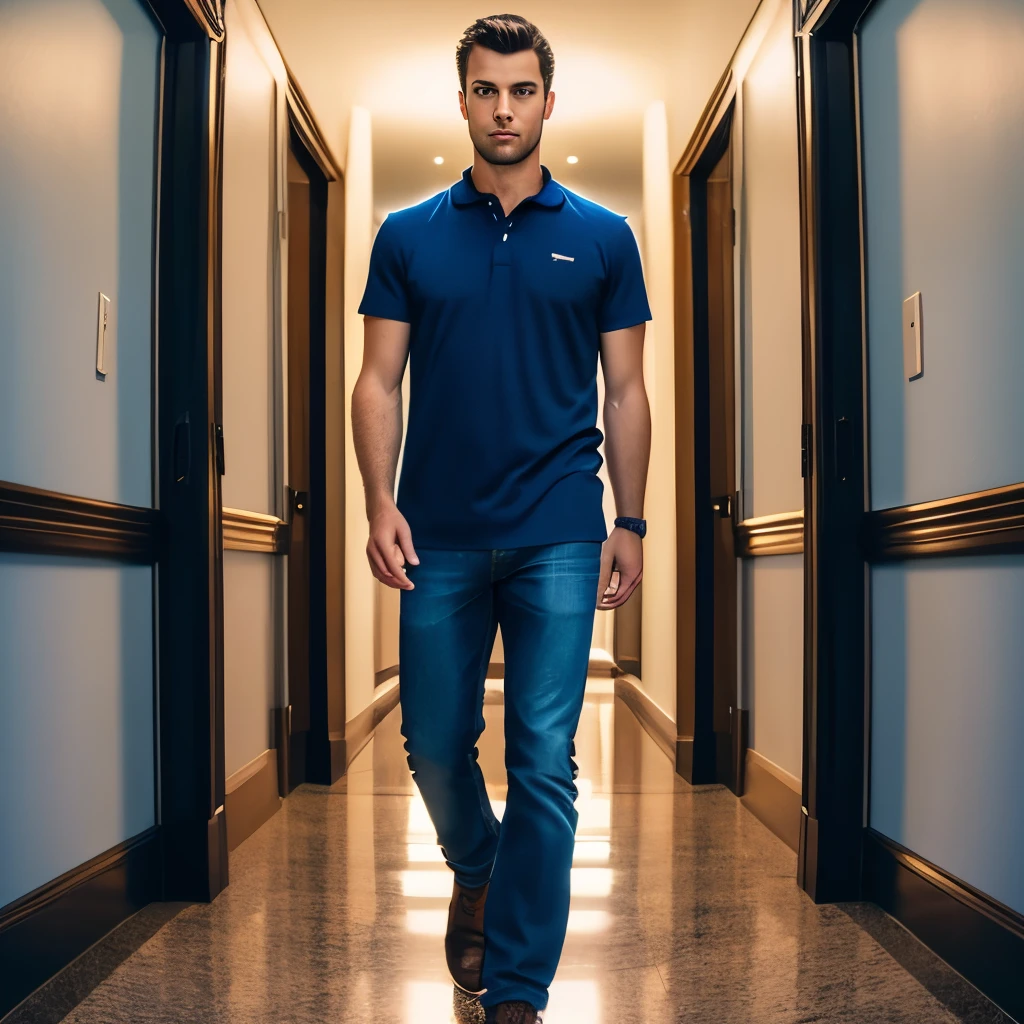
[470, 155, 544, 218]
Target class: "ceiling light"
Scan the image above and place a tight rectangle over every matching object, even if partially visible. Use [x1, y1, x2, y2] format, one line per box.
[433, 156, 444, 165]
[567, 155, 579, 164]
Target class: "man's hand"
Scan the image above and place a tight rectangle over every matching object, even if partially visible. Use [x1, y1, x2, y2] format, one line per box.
[597, 527, 643, 609]
[366, 502, 419, 590]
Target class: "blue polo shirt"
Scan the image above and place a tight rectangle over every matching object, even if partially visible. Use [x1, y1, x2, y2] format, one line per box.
[357, 164, 651, 550]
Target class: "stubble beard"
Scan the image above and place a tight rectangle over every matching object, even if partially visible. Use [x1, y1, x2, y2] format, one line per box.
[471, 122, 543, 166]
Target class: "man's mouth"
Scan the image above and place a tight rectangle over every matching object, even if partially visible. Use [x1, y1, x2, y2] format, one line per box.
[490, 131, 518, 138]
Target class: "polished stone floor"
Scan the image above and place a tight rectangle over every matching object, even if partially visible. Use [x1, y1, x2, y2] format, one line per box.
[17, 681, 1011, 1024]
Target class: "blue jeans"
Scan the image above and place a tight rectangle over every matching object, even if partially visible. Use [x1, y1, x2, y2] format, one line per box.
[399, 542, 602, 1010]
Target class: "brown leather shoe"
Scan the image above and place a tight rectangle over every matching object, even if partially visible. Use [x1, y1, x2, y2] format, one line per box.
[445, 879, 488, 994]
[483, 1001, 541, 1024]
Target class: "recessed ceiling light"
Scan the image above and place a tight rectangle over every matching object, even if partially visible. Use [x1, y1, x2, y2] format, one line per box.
[433, 156, 444, 165]
[567, 155, 579, 164]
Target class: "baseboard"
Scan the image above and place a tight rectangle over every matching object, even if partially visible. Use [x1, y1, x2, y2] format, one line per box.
[863, 829, 1024, 1022]
[613, 674, 675, 761]
[487, 653, 622, 680]
[344, 677, 401, 767]
[0, 827, 161, 1018]
[225, 750, 282, 852]
[374, 665, 399, 688]
[740, 749, 802, 852]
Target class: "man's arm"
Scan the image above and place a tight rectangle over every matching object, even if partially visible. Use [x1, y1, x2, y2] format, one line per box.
[351, 315, 418, 588]
[596, 322, 651, 608]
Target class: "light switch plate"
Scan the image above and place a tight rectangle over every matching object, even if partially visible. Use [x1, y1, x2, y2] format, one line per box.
[96, 292, 110, 378]
[902, 291, 923, 381]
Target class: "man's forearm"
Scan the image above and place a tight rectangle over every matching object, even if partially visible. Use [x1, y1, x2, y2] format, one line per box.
[351, 378, 404, 519]
[603, 382, 652, 520]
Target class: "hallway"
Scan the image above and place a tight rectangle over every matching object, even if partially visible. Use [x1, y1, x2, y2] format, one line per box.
[15, 685, 1006, 1024]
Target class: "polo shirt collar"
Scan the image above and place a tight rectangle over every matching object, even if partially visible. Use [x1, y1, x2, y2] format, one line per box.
[450, 164, 565, 209]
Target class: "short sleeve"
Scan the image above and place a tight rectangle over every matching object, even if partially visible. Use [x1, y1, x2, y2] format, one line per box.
[357, 214, 410, 322]
[598, 217, 652, 333]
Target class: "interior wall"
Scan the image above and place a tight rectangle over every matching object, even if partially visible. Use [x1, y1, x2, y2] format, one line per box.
[0, 0, 160, 910]
[860, 0, 1024, 915]
[223, 552, 276, 773]
[861, 0, 1024, 510]
[0, 555, 155, 909]
[734, 0, 804, 781]
[0, 0, 159, 506]
[221, 0, 287, 777]
[638, 100, 677, 720]
[344, 105, 379, 721]
[870, 558, 1024, 914]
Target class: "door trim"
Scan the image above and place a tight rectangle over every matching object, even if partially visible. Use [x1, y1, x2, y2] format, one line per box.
[673, 72, 738, 786]
[150, 0, 229, 902]
[794, 0, 873, 903]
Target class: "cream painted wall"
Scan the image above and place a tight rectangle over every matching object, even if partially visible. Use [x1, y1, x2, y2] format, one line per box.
[345, 106, 380, 721]
[733, 0, 804, 781]
[221, 0, 289, 776]
[638, 101, 677, 723]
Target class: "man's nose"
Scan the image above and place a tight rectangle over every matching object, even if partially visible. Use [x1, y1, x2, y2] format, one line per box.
[494, 94, 513, 121]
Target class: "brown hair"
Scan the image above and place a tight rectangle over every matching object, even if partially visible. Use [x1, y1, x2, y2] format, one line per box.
[456, 14, 554, 97]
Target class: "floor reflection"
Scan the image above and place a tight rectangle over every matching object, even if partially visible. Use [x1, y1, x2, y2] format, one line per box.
[52, 682, 988, 1024]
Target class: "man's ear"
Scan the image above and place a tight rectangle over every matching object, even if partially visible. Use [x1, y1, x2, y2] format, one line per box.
[544, 89, 556, 120]
[458, 90, 468, 121]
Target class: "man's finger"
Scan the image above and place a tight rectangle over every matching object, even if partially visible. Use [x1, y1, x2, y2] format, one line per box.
[378, 538, 413, 589]
[396, 521, 420, 567]
[366, 544, 392, 580]
[596, 546, 616, 604]
[601, 569, 641, 608]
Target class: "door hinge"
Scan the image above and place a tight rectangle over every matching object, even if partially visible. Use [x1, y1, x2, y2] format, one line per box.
[801, 423, 813, 479]
[214, 424, 226, 476]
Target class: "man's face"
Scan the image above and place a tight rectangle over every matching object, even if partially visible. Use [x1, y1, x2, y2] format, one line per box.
[459, 45, 555, 166]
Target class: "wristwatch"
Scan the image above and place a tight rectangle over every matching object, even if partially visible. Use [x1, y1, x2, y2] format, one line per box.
[614, 516, 647, 539]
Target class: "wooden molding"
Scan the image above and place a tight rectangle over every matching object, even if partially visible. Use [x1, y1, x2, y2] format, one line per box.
[344, 678, 401, 767]
[183, 0, 224, 39]
[613, 674, 676, 762]
[374, 665, 399, 688]
[864, 830, 1024, 1021]
[287, 76, 343, 182]
[864, 482, 1024, 562]
[222, 507, 288, 553]
[735, 510, 804, 557]
[225, 750, 281, 852]
[676, 67, 735, 176]
[0, 828, 161, 1018]
[0, 481, 161, 563]
[741, 749, 802, 853]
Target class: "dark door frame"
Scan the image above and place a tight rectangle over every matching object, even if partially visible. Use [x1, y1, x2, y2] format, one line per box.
[147, 0, 229, 903]
[793, 0, 872, 905]
[282, 85, 347, 788]
[672, 70, 741, 787]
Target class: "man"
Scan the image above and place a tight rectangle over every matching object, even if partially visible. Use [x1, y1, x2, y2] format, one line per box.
[351, 14, 652, 1023]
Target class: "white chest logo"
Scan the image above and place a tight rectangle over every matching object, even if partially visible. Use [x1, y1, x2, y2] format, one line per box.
[551, 252, 575, 262]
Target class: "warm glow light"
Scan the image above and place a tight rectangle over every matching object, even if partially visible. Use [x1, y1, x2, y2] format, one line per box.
[405, 909, 448, 936]
[567, 155, 579, 164]
[573, 840, 611, 864]
[566, 909, 612, 933]
[405, 980, 456, 1019]
[406, 842, 445, 863]
[433, 155, 444, 165]
[401, 869, 452, 898]
[547, 980, 602, 1023]
[570, 867, 613, 897]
